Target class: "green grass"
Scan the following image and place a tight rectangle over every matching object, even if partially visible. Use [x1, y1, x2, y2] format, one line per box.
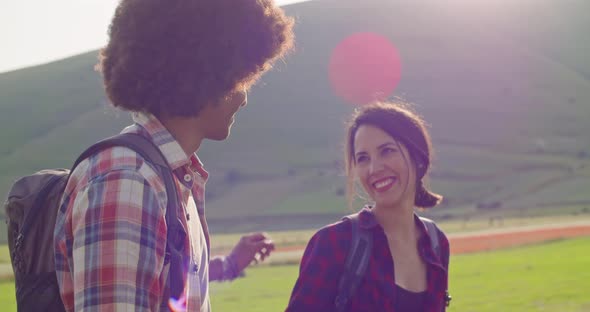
[1, 243, 13, 281]
[0, 221, 7, 245]
[0, 282, 16, 311]
[450, 238, 590, 311]
[1, 238, 589, 311]
[0, 242, 14, 310]
[0, 244, 10, 264]
[210, 237, 590, 312]
[210, 265, 299, 311]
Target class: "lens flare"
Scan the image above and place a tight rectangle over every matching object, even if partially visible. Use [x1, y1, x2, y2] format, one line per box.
[169, 295, 187, 312]
[329, 32, 401, 105]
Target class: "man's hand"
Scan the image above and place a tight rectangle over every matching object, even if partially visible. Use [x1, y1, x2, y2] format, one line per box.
[228, 232, 275, 273]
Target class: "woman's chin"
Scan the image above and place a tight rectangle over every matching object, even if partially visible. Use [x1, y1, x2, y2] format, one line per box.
[373, 194, 402, 209]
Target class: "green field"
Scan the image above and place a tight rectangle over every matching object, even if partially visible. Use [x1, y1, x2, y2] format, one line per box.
[0, 283, 16, 312]
[210, 237, 590, 311]
[1, 237, 589, 311]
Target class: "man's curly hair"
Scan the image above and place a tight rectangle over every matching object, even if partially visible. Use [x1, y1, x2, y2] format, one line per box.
[97, 0, 294, 117]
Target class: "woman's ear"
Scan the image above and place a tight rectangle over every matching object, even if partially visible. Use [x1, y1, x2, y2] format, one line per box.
[414, 156, 428, 179]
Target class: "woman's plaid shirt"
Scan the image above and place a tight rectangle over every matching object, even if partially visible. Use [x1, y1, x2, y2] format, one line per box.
[287, 207, 450, 312]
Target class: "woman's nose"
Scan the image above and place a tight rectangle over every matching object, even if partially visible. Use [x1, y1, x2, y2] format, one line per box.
[369, 158, 385, 174]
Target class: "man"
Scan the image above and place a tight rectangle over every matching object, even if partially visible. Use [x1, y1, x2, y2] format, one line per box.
[53, 0, 294, 310]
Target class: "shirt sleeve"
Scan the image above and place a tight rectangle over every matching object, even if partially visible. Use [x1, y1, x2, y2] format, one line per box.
[286, 225, 346, 312]
[208, 256, 225, 281]
[69, 168, 167, 311]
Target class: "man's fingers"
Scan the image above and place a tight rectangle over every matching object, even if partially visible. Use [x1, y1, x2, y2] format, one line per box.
[246, 232, 269, 242]
[251, 257, 259, 265]
[252, 238, 274, 251]
[261, 245, 273, 256]
[231, 233, 276, 266]
[256, 244, 275, 262]
[266, 240, 276, 250]
[259, 247, 271, 258]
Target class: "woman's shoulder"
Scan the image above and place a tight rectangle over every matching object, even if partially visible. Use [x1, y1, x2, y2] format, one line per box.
[303, 208, 378, 261]
[310, 217, 353, 244]
[419, 216, 447, 234]
[300, 216, 356, 262]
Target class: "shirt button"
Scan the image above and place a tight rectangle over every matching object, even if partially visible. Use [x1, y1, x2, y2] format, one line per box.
[184, 174, 192, 182]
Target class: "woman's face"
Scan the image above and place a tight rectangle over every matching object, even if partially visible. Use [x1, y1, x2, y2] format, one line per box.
[353, 124, 417, 208]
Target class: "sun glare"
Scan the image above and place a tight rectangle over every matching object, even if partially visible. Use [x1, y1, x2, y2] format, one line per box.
[328, 32, 402, 106]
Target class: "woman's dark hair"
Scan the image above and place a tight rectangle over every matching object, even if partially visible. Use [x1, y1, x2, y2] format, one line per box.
[344, 101, 442, 208]
[96, 0, 294, 117]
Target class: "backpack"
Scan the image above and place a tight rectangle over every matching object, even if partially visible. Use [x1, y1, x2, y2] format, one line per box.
[4, 133, 186, 311]
[334, 213, 451, 311]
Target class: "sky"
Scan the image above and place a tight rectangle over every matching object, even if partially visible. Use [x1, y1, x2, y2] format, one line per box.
[0, 0, 309, 74]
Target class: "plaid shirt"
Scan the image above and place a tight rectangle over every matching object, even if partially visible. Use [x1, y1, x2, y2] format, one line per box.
[286, 207, 450, 312]
[54, 112, 213, 311]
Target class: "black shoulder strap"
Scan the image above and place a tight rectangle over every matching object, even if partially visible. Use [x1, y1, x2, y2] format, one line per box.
[335, 213, 373, 312]
[420, 217, 452, 310]
[419, 217, 440, 259]
[72, 132, 185, 300]
[73, 133, 169, 172]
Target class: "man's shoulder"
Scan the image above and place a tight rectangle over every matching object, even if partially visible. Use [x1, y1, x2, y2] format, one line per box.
[75, 145, 152, 176]
[66, 142, 165, 198]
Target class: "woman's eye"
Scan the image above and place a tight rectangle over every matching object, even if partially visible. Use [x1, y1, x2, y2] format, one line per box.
[356, 155, 368, 163]
[382, 147, 397, 155]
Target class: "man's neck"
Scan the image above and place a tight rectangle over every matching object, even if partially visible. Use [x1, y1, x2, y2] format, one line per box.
[159, 115, 205, 156]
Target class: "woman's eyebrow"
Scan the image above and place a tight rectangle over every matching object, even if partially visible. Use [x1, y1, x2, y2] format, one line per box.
[354, 151, 368, 157]
[377, 142, 397, 149]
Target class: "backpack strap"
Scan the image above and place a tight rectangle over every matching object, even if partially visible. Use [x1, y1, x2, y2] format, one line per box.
[334, 213, 373, 312]
[420, 217, 452, 310]
[72, 132, 186, 300]
[419, 217, 440, 259]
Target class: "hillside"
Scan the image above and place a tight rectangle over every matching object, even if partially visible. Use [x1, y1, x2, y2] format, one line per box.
[1, 0, 589, 235]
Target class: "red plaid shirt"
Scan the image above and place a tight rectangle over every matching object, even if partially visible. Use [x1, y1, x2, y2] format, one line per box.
[54, 112, 214, 311]
[286, 207, 450, 312]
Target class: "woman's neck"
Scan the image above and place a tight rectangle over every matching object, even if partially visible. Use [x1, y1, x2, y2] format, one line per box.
[373, 200, 417, 242]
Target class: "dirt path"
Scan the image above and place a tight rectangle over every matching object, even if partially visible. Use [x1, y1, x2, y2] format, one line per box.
[273, 220, 590, 256]
[448, 221, 590, 254]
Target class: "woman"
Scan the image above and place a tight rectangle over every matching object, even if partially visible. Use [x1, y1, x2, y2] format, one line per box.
[286, 102, 450, 312]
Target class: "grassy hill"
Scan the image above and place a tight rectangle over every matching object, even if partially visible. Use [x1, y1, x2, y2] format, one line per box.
[1, 0, 589, 237]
